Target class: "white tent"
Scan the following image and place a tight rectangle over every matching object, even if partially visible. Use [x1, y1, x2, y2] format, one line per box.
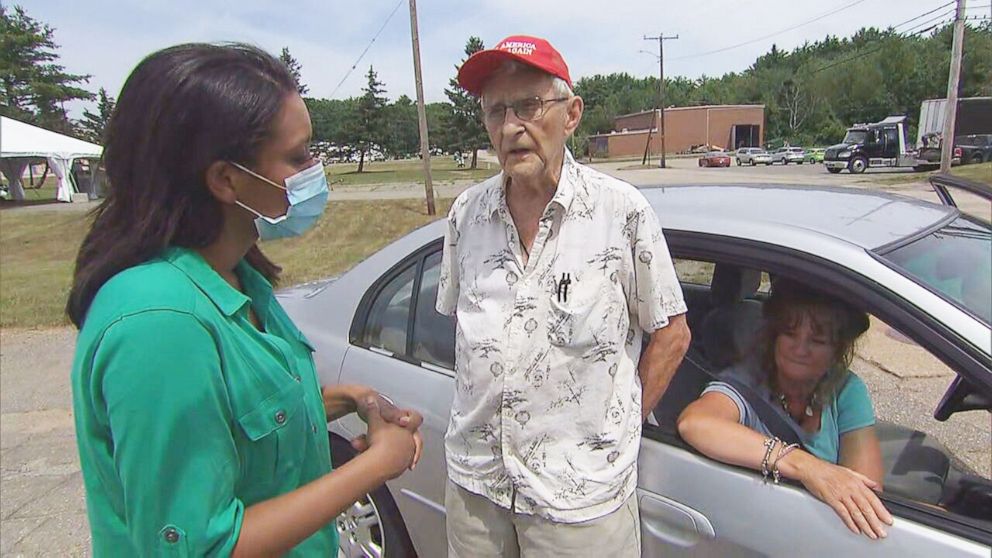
[0, 115, 103, 202]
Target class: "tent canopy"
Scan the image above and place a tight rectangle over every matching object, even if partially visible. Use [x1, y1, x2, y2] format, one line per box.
[1, 116, 103, 202]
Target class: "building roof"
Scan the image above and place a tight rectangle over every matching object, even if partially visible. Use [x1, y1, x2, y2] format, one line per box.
[615, 105, 766, 120]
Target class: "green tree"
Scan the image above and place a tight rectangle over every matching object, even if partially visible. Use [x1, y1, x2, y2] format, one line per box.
[444, 37, 489, 168]
[354, 66, 388, 172]
[78, 87, 115, 143]
[383, 95, 419, 158]
[0, 5, 93, 134]
[279, 47, 308, 96]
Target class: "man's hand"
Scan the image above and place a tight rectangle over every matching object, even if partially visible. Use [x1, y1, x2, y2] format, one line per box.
[639, 313, 691, 421]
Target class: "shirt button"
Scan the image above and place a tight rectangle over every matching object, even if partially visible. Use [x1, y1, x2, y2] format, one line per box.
[294, 376, 301, 383]
[163, 527, 180, 544]
[274, 410, 287, 425]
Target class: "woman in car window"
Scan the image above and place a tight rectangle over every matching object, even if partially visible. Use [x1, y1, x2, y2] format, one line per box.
[67, 43, 421, 557]
[678, 279, 894, 540]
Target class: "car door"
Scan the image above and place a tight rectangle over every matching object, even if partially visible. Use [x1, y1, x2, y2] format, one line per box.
[638, 233, 991, 557]
[337, 241, 455, 558]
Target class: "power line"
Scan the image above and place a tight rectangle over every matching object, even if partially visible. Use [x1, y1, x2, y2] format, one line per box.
[810, 18, 953, 74]
[668, 0, 870, 61]
[329, 0, 405, 98]
[888, 1, 955, 29]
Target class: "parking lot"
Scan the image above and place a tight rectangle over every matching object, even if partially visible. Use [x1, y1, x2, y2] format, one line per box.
[1, 160, 989, 556]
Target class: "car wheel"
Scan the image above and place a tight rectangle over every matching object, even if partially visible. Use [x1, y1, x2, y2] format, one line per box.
[330, 435, 417, 558]
[848, 156, 868, 174]
[970, 153, 985, 165]
[736, 159, 741, 166]
[827, 167, 842, 174]
[750, 160, 756, 166]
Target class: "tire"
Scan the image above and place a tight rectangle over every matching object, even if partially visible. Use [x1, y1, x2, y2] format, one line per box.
[751, 160, 756, 166]
[970, 153, 985, 165]
[827, 167, 842, 174]
[330, 435, 417, 558]
[782, 159, 789, 165]
[736, 159, 741, 166]
[848, 157, 868, 174]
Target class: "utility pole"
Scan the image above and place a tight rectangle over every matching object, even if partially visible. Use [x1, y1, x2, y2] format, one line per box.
[940, 0, 966, 173]
[408, 0, 436, 215]
[644, 33, 678, 168]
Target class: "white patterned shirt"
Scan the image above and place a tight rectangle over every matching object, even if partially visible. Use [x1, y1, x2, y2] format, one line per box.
[436, 150, 687, 522]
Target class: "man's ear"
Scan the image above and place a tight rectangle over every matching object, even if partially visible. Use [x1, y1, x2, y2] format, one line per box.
[564, 95, 584, 137]
[205, 160, 239, 204]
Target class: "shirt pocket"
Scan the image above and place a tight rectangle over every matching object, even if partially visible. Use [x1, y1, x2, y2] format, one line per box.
[547, 275, 618, 352]
[236, 378, 307, 480]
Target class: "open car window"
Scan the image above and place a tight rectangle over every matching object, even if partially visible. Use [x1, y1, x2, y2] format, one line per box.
[652, 260, 992, 532]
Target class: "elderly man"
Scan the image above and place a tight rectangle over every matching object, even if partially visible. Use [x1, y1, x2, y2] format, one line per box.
[436, 35, 691, 557]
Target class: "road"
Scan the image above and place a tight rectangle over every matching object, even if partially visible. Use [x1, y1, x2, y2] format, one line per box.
[0, 159, 989, 556]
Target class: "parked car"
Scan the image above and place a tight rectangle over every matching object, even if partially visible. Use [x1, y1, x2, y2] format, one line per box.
[956, 134, 992, 165]
[698, 151, 731, 167]
[280, 176, 992, 558]
[735, 147, 773, 166]
[804, 147, 826, 164]
[771, 146, 806, 164]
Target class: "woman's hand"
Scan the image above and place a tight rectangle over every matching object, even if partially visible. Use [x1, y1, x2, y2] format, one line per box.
[352, 393, 423, 469]
[789, 452, 894, 539]
[363, 397, 418, 480]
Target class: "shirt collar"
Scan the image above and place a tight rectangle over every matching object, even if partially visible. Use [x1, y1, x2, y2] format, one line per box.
[484, 148, 578, 218]
[164, 247, 249, 317]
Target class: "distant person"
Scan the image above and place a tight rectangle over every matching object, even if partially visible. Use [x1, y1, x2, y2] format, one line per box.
[67, 43, 423, 557]
[678, 279, 893, 540]
[437, 35, 690, 556]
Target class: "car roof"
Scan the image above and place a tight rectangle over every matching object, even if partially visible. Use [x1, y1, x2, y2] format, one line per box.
[641, 184, 956, 250]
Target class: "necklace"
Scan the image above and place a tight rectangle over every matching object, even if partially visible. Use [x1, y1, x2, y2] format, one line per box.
[779, 392, 816, 418]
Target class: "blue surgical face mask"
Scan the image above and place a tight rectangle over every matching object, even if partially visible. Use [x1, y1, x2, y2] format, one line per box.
[231, 161, 329, 241]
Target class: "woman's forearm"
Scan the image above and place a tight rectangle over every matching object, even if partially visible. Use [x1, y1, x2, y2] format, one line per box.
[232, 448, 389, 558]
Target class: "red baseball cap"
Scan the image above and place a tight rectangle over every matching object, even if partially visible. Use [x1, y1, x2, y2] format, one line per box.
[457, 35, 572, 96]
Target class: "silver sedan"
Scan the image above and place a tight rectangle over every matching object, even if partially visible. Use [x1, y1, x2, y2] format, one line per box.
[280, 176, 992, 557]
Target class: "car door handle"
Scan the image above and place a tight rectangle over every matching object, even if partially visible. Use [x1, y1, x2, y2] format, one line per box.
[639, 492, 715, 548]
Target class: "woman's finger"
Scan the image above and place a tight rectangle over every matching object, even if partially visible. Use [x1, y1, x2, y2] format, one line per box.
[412, 432, 423, 469]
[827, 498, 860, 535]
[844, 497, 877, 539]
[865, 488, 894, 526]
[852, 493, 887, 539]
[350, 434, 369, 453]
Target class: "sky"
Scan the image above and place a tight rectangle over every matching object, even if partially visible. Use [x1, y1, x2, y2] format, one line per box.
[16, 0, 991, 118]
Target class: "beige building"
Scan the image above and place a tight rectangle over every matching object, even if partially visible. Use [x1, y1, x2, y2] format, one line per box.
[588, 105, 765, 158]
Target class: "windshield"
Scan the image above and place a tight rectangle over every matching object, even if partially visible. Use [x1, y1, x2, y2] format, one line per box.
[843, 130, 867, 144]
[882, 216, 992, 325]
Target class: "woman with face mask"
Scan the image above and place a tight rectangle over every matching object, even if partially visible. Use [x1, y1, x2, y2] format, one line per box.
[67, 43, 422, 557]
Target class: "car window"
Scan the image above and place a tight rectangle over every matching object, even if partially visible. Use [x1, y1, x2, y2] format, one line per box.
[363, 263, 416, 355]
[880, 216, 992, 325]
[674, 258, 714, 285]
[854, 315, 991, 528]
[412, 251, 455, 369]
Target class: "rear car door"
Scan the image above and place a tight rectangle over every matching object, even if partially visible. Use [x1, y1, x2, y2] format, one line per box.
[337, 241, 454, 558]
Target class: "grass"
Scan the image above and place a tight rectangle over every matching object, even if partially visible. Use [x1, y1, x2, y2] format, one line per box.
[327, 157, 497, 187]
[0, 198, 452, 329]
[861, 162, 992, 186]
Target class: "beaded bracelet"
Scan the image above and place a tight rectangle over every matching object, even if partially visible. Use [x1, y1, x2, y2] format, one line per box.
[771, 443, 800, 484]
[760, 436, 780, 480]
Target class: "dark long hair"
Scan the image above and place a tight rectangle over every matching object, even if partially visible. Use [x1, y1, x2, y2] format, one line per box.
[756, 279, 870, 403]
[67, 43, 297, 328]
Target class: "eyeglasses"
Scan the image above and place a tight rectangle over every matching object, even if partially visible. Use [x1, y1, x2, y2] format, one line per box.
[482, 96, 570, 125]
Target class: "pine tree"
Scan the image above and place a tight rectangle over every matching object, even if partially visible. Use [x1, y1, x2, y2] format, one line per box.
[279, 47, 308, 96]
[444, 37, 489, 168]
[355, 66, 388, 172]
[0, 5, 93, 135]
[78, 88, 115, 143]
